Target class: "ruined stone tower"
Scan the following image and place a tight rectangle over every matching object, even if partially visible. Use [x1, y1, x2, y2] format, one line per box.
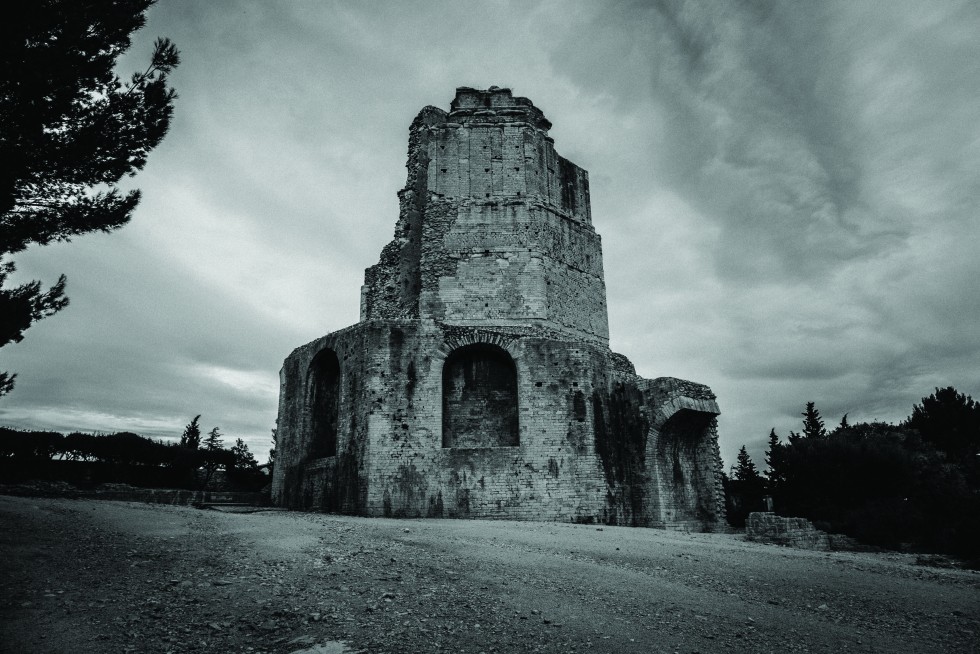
[273, 87, 725, 529]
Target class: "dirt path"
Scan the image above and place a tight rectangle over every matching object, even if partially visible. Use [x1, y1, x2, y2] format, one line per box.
[1, 496, 977, 653]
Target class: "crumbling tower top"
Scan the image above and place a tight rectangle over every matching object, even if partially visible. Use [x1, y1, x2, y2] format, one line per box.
[447, 86, 553, 132]
[361, 87, 608, 345]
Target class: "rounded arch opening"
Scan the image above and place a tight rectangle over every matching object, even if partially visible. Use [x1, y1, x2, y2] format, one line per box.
[308, 348, 340, 457]
[442, 343, 519, 448]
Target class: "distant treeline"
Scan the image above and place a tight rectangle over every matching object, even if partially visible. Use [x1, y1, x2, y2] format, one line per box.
[726, 387, 980, 559]
[0, 416, 266, 492]
[1, 429, 195, 465]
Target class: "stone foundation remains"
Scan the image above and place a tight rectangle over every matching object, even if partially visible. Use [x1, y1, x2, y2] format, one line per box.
[745, 512, 862, 550]
[273, 87, 726, 529]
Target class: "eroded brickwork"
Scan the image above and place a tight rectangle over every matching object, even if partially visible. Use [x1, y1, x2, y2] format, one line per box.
[745, 512, 862, 550]
[274, 88, 725, 530]
[361, 87, 606, 345]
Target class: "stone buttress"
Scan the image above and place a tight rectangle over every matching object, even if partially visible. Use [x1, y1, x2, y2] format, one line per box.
[273, 87, 726, 529]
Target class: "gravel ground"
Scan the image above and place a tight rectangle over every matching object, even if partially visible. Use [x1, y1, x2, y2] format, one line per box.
[1, 495, 977, 654]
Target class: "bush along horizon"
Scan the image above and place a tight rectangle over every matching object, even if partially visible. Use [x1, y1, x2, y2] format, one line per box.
[0, 416, 267, 492]
[726, 387, 980, 559]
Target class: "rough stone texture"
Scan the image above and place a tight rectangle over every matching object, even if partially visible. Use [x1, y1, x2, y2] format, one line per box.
[274, 87, 726, 530]
[745, 512, 862, 550]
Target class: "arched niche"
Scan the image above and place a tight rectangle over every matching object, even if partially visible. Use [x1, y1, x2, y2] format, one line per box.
[442, 343, 519, 448]
[658, 408, 718, 520]
[308, 348, 340, 458]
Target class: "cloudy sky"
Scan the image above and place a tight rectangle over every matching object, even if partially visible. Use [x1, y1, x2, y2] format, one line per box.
[3, 0, 978, 467]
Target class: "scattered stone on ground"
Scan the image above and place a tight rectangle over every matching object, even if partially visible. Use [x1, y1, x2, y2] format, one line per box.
[1, 496, 978, 653]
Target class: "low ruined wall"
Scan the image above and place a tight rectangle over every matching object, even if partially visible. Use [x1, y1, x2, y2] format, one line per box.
[81, 489, 269, 505]
[746, 512, 861, 550]
[0, 483, 269, 506]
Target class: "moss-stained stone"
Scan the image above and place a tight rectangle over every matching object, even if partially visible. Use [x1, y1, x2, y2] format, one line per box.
[273, 88, 726, 531]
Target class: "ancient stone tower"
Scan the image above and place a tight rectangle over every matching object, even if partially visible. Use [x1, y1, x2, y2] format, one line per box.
[273, 87, 725, 529]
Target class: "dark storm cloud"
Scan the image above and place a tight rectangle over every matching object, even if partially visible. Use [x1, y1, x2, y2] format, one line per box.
[544, 0, 980, 463]
[618, 2, 904, 279]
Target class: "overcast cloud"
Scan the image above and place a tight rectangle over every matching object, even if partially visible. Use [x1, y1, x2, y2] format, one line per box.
[2, 0, 978, 467]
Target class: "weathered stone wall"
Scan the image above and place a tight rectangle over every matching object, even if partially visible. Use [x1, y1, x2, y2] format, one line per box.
[745, 512, 862, 550]
[442, 344, 519, 448]
[272, 323, 377, 512]
[361, 86, 607, 345]
[275, 87, 725, 530]
[273, 320, 724, 527]
[275, 321, 607, 520]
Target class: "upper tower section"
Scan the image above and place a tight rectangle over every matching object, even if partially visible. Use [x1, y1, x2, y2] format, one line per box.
[418, 87, 591, 224]
[361, 88, 608, 345]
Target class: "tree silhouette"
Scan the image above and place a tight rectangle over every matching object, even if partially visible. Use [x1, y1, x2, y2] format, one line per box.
[724, 445, 767, 527]
[734, 445, 761, 482]
[904, 386, 980, 487]
[230, 438, 257, 471]
[764, 428, 784, 489]
[750, 396, 980, 556]
[1, 0, 179, 395]
[268, 427, 277, 469]
[179, 415, 201, 450]
[201, 427, 225, 489]
[904, 387, 980, 458]
[801, 402, 827, 439]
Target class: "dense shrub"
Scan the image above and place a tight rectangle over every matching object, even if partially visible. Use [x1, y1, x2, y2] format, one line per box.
[0, 426, 261, 491]
[744, 391, 980, 558]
